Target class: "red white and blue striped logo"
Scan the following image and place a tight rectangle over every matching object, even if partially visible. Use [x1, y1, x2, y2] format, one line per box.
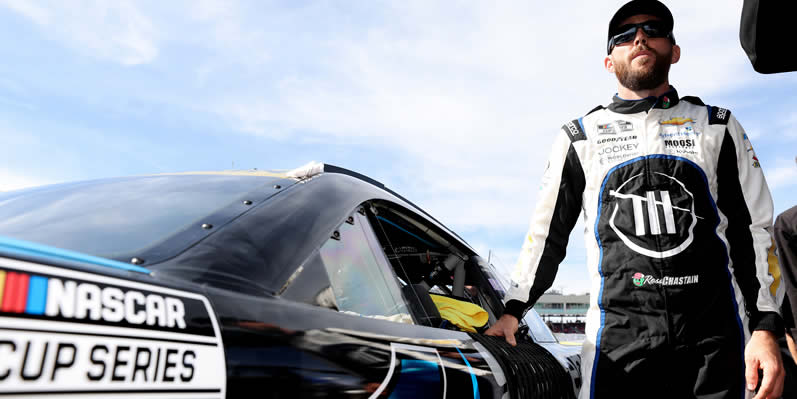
[0, 270, 48, 315]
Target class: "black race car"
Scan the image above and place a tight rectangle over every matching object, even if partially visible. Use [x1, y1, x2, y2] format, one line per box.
[0, 162, 581, 398]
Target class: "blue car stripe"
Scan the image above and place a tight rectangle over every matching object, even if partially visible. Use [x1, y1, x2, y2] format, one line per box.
[0, 235, 151, 274]
[376, 216, 439, 248]
[456, 347, 480, 399]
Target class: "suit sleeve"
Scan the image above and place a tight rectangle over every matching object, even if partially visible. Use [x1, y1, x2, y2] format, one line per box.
[716, 114, 784, 334]
[503, 126, 586, 320]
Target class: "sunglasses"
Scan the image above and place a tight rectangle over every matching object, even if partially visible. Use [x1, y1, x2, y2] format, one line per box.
[607, 20, 674, 54]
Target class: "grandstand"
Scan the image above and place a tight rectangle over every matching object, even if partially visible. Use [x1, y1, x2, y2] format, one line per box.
[533, 291, 588, 334]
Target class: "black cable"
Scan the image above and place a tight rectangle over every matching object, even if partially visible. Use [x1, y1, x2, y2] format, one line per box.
[469, 333, 576, 399]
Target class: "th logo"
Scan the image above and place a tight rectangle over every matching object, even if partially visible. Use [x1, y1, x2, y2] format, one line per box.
[607, 172, 702, 258]
[609, 189, 684, 236]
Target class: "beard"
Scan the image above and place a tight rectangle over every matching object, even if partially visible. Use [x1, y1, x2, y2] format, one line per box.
[614, 45, 672, 91]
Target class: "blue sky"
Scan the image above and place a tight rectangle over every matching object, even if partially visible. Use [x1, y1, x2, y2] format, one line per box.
[1, 0, 795, 294]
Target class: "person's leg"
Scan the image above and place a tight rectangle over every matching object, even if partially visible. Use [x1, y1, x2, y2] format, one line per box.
[776, 206, 797, 345]
[691, 336, 746, 399]
[781, 335, 797, 399]
[592, 343, 694, 399]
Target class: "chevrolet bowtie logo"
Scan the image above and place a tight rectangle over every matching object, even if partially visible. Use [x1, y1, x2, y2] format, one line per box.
[660, 117, 694, 126]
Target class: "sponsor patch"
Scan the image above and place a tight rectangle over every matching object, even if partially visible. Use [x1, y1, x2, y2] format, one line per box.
[664, 139, 696, 148]
[617, 121, 633, 131]
[659, 125, 701, 139]
[0, 258, 226, 398]
[597, 138, 641, 165]
[632, 272, 699, 287]
[597, 120, 633, 135]
[708, 106, 731, 125]
[715, 108, 728, 121]
[596, 135, 637, 145]
[563, 120, 586, 142]
[597, 123, 616, 135]
[598, 143, 639, 156]
[743, 133, 754, 151]
[663, 136, 698, 155]
[660, 117, 694, 126]
[742, 133, 761, 167]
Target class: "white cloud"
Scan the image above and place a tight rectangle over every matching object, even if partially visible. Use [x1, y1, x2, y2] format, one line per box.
[0, 0, 158, 65]
[0, 0, 48, 25]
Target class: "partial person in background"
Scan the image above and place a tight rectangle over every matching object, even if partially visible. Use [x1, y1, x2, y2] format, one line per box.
[740, 0, 797, 73]
[486, 1, 785, 398]
[774, 157, 797, 397]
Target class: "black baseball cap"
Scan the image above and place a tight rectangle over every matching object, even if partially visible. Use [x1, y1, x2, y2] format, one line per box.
[608, 0, 674, 42]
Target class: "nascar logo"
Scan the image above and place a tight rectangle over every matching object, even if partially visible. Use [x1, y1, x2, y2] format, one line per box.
[0, 270, 186, 329]
[0, 259, 226, 397]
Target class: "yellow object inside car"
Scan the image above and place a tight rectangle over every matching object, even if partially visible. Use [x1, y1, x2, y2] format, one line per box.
[430, 294, 488, 333]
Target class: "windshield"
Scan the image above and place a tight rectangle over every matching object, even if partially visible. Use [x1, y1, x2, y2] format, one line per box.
[480, 260, 509, 298]
[0, 174, 291, 261]
[524, 309, 558, 343]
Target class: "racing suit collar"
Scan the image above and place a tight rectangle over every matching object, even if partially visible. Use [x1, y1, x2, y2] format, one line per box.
[608, 86, 680, 114]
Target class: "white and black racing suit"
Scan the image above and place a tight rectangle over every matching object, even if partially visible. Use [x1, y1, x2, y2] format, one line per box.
[504, 87, 784, 399]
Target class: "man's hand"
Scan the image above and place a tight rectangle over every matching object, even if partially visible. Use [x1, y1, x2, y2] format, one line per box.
[485, 314, 519, 346]
[745, 330, 784, 399]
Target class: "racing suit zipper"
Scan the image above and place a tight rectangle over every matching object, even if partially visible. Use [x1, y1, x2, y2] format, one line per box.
[645, 107, 673, 346]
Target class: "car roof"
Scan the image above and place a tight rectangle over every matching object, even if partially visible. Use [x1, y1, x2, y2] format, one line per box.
[0, 171, 297, 263]
[152, 168, 475, 295]
[0, 164, 474, 295]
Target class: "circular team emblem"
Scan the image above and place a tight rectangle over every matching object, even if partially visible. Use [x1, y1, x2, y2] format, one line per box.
[607, 171, 699, 258]
[599, 157, 717, 260]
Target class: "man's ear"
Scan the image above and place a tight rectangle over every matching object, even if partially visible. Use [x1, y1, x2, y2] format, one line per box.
[671, 44, 681, 64]
[605, 55, 615, 73]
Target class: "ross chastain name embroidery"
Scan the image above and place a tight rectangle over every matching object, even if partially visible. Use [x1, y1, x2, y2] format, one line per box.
[632, 272, 699, 287]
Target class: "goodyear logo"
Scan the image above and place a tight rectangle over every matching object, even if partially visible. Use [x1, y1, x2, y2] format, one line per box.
[0, 270, 186, 329]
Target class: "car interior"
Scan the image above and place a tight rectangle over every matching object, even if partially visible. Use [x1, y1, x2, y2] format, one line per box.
[365, 200, 506, 332]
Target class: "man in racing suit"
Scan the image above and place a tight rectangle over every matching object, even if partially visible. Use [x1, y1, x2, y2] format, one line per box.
[486, 1, 785, 398]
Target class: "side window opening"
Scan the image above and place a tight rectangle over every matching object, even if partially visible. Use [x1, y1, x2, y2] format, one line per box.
[280, 254, 338, 310]
[365, 201, 503, 331]
[280, 206, 412, 324]
[280, 201, 506, 333]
